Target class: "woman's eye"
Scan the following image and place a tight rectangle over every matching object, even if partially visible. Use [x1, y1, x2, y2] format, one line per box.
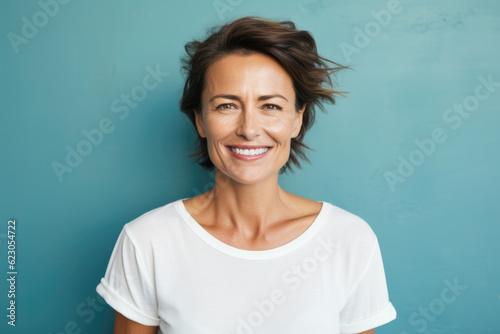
[215, 103, 235, 111]
[264, 104, 283, 111]
[214, 103, 282, 111]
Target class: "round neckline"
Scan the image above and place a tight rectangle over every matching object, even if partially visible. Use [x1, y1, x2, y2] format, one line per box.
[175, 198, 329, 260]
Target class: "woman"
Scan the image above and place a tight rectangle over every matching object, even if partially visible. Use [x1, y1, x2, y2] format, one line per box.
[96, 16, 397, 334]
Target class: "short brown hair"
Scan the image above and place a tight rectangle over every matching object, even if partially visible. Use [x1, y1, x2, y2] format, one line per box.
[179, 16, 349, 173]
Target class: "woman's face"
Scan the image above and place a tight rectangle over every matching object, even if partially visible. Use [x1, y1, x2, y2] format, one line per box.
[195, 52, 305, 185]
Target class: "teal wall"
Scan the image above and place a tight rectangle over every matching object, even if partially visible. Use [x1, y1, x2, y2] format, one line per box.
[1, 0, 499, 333]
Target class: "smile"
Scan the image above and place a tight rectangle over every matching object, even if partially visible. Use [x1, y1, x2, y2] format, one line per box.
[230, 147, 269, 155]
[226, 146, 271, 161]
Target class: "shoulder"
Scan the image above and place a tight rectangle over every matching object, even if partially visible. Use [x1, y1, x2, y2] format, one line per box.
[321, 201, 379, 248]
[122, 198, 185, 246]
[318, 202, 383, 282]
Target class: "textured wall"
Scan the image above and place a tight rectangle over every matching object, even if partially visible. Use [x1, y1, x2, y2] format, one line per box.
[1, 0, 499, 333]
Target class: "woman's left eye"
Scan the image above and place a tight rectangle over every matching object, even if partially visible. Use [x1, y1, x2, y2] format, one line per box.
[263, 104, 282, 111]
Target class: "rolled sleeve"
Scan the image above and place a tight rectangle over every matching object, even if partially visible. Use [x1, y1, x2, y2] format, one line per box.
[339, 238, 397, 333]
[96, 227, 160, 326]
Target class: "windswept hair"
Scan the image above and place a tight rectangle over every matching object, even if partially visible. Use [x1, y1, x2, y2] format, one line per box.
[179, 16, 350, 173]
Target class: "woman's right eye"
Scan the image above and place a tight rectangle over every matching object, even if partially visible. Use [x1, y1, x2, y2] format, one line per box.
[215, 103, 235, 111]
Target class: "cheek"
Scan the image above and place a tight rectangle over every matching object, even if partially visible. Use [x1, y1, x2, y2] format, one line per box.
[205, 116, 233, 142]
[266, 117, 296, 143]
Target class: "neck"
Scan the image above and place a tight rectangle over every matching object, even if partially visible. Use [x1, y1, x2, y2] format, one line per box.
[205, 168, 290, 236]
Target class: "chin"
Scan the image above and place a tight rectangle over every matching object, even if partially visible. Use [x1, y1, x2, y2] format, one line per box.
[224, 168, 276, 185]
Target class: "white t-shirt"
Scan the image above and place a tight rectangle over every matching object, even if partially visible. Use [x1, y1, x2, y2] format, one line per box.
[96, 199, 396, 334]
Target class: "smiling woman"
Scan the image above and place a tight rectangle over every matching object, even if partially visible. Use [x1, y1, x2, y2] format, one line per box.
[96, 16, 397, 334]
[194, 52, 305, 184]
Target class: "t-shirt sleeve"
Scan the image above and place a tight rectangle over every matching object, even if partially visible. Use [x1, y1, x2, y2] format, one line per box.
[339, 237, 397, 333]
[96, 226, 160, 326]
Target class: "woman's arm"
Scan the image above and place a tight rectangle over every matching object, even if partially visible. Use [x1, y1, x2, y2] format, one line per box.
[114, 310, 375, 334]
[114, 311, 158, 334]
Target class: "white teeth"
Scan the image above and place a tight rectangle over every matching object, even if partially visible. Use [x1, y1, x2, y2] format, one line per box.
[230, 147, 269, 156]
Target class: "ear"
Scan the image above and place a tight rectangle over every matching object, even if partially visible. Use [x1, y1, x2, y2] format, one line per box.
[291, 103, 306, 139]
[194, 109, 207, 138]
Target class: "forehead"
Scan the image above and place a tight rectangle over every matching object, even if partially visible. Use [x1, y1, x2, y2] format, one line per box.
[203, 52, 295, 97]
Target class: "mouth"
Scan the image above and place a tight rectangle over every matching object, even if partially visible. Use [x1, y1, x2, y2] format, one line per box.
[226, 145, 272, 160]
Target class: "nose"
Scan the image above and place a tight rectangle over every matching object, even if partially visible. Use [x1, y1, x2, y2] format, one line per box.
[235, 108, 260, 140]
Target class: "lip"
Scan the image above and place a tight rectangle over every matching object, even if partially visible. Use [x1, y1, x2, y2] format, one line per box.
[228, 145, 270, 149]
[226, 145, 272, 161]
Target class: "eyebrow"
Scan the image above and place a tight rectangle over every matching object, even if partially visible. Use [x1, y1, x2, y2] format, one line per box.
[208, 94, 288, 103]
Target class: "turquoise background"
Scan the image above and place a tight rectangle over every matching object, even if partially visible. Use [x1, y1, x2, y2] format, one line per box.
[1, 0, 499, 333]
